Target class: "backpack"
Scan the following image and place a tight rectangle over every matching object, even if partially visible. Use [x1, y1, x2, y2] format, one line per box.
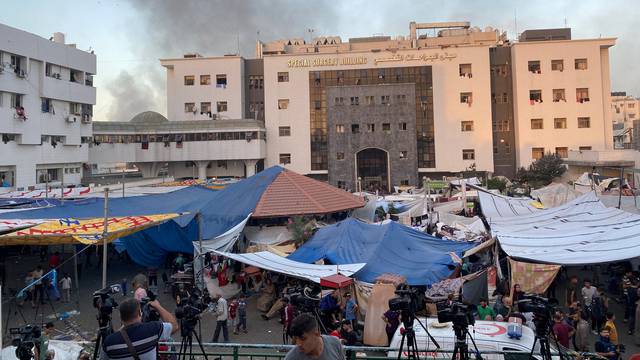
[591, 296, 605, 320]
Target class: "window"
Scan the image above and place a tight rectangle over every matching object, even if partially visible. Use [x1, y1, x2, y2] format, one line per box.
[70, 102, 81, 115]
[461, 121, 474, 132]
[400, 151, 408, 159]
[279, 126, 291, 136]
[337, 181, 346, 189]
[279, 153, 291, 165]
[400, 180, 410, 186]
[350, 97, 359, 106]
[555, 147, 568, 158]
[351, 124, 360, 134]
[462, 149, 475, 160]
[216, 74, 227, 87]
[216, 101, 228, 112]
[579, 146, 592, 151]
[578, 117, 591, 128]
[314, 101, 321, 110]
[575, 58, 588, 70]
[396, 94, 407, 104]
[200, 75, 211, 85]
[366, 123, 375, 132]
[504, 141, 511, 154]
[382, 123, 391, 132]
[184, 102, 195, 112]
[576, 88, 590, 102]
[459, 63, 472, 77]
[552, 89, 566, 102]
[277, 72, 289, 82]
[399, 122, 407, 131]
[377, 69, 385, 79]
[630, 103, 636, 109]
[631, 114, 636, 119]
[334, 97, 344, 106]
[554, 118, 567, 129]
[551, 59, 564, 71]
[278, 99, 289, 110]
[381, 95, 390, 105]
[528, 60, 541, 73]
[503, 347, 531, 360]
[532, 147, 545, 160]
[336, 152, 345, 160]
[10, 93, 22, 108]
[365, 96, 375, 105]
[184, 75, 195, 86]
[502, 93, 509, 104]
[249, 75, 264, 89]
[460, 92, 473, 105]
[531, 118, 544, 130]
[529, 90, 542, 103]
[336, 124, 345, 133]
[41, 98, 52, 113]
[200, 102, 211, 113]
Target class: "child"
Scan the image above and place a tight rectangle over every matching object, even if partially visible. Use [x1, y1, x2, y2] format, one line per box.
[228, 296, 239, 334]
[236, 294, 248, 333]
[59, 273, 72, 303]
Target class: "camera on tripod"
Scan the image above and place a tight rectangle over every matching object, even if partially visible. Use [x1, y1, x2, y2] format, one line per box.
[175, 288, 211, 321]
[437, 302, 476, 328]
[289, 285, 321, 312]
[92, 284, 121, 319]
[10, 325, 43, 360]
[388, 284, 425, 316]
[516, 294, 556, 318]
[140, 290, 160, 322]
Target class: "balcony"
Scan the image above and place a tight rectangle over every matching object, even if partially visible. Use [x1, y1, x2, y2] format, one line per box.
[42, 76, 96, 104]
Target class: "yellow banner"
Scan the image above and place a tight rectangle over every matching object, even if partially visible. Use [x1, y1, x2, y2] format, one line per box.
[0, 214, 181, 246]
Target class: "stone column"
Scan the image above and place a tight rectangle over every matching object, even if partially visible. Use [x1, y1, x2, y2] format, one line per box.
[135, 162, 159, 178]
[243, 159, 258, 178]
[194, 161, 210, 180]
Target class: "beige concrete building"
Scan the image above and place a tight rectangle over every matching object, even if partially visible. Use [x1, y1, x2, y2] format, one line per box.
[611, 91, 638, 147]
[97, 22, 617, 192]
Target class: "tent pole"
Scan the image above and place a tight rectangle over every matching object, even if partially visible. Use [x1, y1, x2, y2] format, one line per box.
[73, 247, 80, 304]
[102, 189, 109, 288]
[197, 213, 204, 290]
[618, 166, 624, 209]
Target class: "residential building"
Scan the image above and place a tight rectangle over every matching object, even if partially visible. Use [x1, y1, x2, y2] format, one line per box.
[611, 91, 638, 147]
[0, 24, 95, 189]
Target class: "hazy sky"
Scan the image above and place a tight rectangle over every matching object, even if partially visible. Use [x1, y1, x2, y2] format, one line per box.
[1, 0, 638, 121]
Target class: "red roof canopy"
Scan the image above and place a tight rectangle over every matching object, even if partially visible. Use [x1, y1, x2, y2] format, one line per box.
[252, 169, 365, 218]
[320, 274, 353, 289]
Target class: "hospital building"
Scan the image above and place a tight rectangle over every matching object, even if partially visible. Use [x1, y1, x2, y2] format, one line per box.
[94, 22, 616, 192]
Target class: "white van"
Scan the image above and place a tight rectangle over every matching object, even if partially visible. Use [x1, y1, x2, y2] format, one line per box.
[388, 317, 540, 360]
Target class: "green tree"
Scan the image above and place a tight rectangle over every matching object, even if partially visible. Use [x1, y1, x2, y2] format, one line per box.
[516, 154, 566, 186]
[487, 177, 508, 193]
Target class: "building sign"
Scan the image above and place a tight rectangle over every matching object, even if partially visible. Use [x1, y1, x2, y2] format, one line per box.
[287, 57, 368, 68]
[374, 52, 457, 65]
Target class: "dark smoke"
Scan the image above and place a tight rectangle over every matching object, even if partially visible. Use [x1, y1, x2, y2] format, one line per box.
[105, 70, 161, 121]
[104, 0, 639, 121]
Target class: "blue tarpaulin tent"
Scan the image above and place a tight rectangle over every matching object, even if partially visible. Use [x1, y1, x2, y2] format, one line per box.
[0, 166, 284, 266]
[288, 218, 474, 285]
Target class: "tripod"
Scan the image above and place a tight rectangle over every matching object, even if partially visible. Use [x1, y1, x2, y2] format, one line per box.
[527, 317, 565, 360]
[396, 313, 440, 360]
[177, 317, 209, 360]
[451, 324, 483, 360]
[92, 315, 113, 360]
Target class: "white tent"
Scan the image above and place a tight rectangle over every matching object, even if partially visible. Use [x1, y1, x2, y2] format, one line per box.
[491, 192, 640, 264]
[214, 250, 365, 283]
[475, 187, 540, 221]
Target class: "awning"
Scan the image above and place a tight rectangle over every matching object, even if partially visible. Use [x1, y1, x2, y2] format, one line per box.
[320, 274, 353, 288]
[0, 213, 182, 245]
[464, 238, 495, 258]
[214, 250, 365, 283]
[0, 219, 45, 233]
[475, 186, 541, 221]
[492, 192, 640, 264]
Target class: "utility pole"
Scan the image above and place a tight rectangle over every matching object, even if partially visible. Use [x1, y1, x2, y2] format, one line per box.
[101, 189, 109, 288]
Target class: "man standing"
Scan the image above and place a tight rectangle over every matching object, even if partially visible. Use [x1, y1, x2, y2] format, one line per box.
[343, 293, 358, 329]
[211, 293, 229, 343]
[100, 297, 178, 360]
[582, 279, 597, 307]
[285, 313, 344, 360]
[574, 311, 591, 352]
[566, 276, 579, 307]
[595, 328, 618, 360]
[319, 291, 340, 330]
[551, 313, 574, 349]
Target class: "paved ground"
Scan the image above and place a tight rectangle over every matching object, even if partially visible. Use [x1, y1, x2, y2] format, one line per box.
[0, 249, 283, 353]
[2, 249, 640, 358]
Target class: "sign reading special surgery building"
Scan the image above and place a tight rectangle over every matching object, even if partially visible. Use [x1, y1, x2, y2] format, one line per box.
[287, 57, 368, 68]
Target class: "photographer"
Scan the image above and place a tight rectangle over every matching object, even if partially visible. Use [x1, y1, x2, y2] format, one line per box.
[285, 313, 344, 360]
[100, 297, 179, 360]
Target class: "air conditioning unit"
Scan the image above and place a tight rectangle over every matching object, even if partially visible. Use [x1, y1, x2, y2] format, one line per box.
[66, 115, 77, 123]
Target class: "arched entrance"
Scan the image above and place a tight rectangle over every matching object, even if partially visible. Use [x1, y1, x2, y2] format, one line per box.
[356, 148, 389, 193]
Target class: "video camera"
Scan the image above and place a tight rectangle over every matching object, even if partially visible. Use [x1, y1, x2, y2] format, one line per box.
[388, 284, 425, 315]
[10, 325, 43, 360]
[516, 294, 556, 316]
[437, 301, 476, 327]
[290, 285, 321, 312]
[92, 284, 121, 319]
[175, 287, 211, 321]
[140, 290, 159, 322]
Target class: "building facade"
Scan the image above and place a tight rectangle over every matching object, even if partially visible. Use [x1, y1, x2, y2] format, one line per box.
[611, 91, 638, 147]
[0, 24, 96, 189]
[92, 21, 616, 190]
